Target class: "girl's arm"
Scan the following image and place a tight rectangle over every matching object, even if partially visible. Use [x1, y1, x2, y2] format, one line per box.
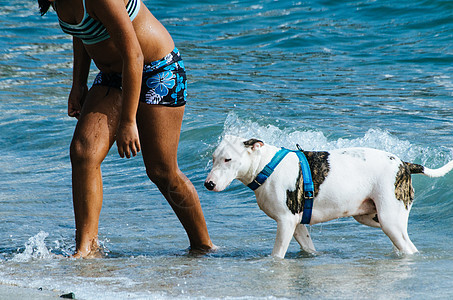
[89, 0, 144, 158]
[68, 37, 91, 118]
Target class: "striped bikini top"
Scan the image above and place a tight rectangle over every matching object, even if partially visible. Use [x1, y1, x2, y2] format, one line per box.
[58, 0, 140, 45]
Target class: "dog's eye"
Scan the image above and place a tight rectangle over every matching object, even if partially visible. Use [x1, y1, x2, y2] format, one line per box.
[224, 158, 232, 163]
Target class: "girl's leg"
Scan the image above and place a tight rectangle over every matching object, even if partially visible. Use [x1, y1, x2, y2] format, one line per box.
[136, 104, 214, 251]
[70, 86, 122, 258]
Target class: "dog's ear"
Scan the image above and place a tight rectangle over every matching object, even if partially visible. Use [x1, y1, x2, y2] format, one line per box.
[243, 138, 264, 150]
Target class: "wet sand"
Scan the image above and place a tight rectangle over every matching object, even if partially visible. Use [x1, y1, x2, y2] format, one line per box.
[0, 284, 62, 299]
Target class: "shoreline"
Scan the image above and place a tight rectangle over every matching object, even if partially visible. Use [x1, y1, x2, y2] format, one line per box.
[0, 284, 63, 299]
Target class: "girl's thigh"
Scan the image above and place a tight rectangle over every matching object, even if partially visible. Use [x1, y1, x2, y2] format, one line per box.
[72, 86, 122, 162]
[136, 104, 185, 172]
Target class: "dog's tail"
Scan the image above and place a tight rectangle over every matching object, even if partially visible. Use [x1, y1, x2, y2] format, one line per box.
[405, 160, 453, 178]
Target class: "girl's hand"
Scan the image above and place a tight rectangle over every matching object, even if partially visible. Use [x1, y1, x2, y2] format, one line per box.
[116, 121, 141, 158]
[68, 84, 88, 119]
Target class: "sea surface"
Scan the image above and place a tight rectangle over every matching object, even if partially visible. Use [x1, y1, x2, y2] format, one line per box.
[1, 0, 453, 299]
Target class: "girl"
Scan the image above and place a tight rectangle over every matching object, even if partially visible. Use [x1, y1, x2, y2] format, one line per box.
[38, 0, 214, 257]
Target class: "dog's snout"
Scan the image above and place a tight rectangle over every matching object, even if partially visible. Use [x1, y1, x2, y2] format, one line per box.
[204, 181, 216, 191]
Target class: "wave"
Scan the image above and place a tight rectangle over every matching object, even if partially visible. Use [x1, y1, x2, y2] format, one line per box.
[221, 112, 453, 166]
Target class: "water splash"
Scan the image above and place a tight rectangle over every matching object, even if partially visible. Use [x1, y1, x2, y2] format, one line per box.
[12, 231, 53, 262]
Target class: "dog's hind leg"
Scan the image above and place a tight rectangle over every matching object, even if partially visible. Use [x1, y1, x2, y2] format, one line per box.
[293, 224, 316, 253]
[376, 196, 418, 254]
[272, 218, 298, 258]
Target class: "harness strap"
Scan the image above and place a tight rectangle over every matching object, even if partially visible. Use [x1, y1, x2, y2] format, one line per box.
[247, 148, 291, 190]
[248, 147, 315, 224]
[294, 150, 314, 224]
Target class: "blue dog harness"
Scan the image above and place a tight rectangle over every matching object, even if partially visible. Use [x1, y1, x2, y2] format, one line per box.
[247, 147, 315, 224]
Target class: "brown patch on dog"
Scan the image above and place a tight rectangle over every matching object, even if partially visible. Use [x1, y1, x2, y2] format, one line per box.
[287, 169, 304, 214]
[395, 162, 415, 209]
[243, 139, 264, 147]
[405, 162, 425, 174]
[304, 151, 330, 195]
[286, 151, 330, 214]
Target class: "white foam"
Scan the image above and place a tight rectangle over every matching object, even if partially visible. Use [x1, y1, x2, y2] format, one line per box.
[221, 112, 451, 164]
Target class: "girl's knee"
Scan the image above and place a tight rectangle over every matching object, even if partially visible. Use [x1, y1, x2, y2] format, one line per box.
[146, 165, 181, 188]
[70, 136, 105, 166]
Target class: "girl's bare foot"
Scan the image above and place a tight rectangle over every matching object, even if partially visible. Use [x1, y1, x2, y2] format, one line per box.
[71, 239, 102, 259]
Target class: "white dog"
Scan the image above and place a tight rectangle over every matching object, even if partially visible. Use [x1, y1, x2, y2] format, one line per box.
[205, 135, 453, 258]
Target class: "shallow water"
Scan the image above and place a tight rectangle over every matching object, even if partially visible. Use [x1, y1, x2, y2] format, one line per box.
[1, 0, 453, 299]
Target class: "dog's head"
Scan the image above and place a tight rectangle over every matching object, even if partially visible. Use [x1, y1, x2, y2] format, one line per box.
[204, 135, 264, 192]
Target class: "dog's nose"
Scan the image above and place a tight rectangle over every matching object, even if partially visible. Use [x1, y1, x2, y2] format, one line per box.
[204, 181, 216, 191]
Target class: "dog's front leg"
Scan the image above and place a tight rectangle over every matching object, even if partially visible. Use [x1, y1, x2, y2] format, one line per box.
[293, 224, 316, 253]
[272, 219, 297, 258]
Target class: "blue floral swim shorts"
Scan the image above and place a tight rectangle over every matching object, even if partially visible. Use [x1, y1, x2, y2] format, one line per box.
[92, 47, 187, 107]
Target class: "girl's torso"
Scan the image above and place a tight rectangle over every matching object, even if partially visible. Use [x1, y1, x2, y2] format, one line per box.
[55, 0, 175, 73]
[58, 0, 140, 45]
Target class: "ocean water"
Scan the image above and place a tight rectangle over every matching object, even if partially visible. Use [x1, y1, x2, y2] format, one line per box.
[1, 0, 452, 299]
